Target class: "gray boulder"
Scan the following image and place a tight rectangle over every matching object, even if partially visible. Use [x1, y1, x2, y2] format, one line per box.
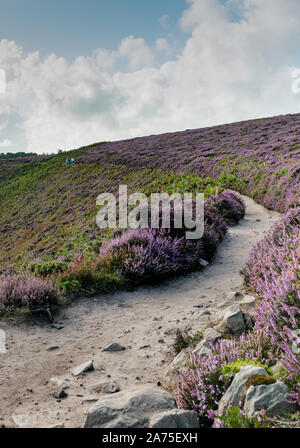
[216, 305, 253, 336]
[218, 365, 269, 415]
[102, 343, 126, 352]
[203, 328, 222, 345]
[222, 305, 245, 334]
[244, 381, 297, 417]
[149, 409, 199, 428]
[92, 380, 120, 394]
[192, 341, 211, 358]
[84, 385, 177, 428]
[227, 291, 244, 302]
[165, 350, 188, 381]
[71, 360, 94, 376]
[192, 329, 222, 358]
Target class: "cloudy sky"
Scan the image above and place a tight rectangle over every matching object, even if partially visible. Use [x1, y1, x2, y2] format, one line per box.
[1, 0, 300, 154]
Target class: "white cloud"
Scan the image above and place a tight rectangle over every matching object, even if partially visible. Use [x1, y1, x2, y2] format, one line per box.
[0, 138, 13, 148]
[1, 0, 300, 154]
[118, 36, 154, 69]
[156, 38, 170, 53]
[0, 68, 5, 94]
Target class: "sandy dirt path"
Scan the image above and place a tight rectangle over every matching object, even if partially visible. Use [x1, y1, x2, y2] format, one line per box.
[0, 194, 281, 428]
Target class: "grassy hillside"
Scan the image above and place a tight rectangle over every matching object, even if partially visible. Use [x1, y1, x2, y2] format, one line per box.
[0, 113, 299, 273]
[0, 145, 223, 271]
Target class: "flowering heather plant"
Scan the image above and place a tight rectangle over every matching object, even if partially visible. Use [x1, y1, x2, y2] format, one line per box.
[206, 190, 246, 222]
[242, 207, 300, 404]
[177, 330, 273, 424]
[0, 273, 60, 313]
[99, 228, 205, 283]
[81, 114, 300, 214]
[177, 209, 300, 423]
[98, 191, 243, 283]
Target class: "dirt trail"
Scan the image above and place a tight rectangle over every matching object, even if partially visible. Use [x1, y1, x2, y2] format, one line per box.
[0, 194, 281, 428]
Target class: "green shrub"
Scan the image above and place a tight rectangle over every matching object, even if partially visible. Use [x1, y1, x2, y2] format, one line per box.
[59, 279, 81, 294]
[214, 405, 272, 428]
[94, 272, 124, 292]
[28, 261, 68, 277]
[221, 359, 272, 376]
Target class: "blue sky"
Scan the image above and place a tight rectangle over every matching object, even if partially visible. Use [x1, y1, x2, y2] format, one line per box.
[1, 0, 300, 154]
[0, 0, 186, 61]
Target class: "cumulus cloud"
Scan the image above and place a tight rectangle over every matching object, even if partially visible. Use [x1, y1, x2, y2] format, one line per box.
[0, 138, 13, 148]
[156, 38, 171, 53]
[118, 36, 154, 69]
[1, 0, 300, 154]
[93, 35, 154, 71]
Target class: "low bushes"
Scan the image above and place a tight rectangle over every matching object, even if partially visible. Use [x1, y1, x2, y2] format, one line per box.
[99, 229, 205, 284]
[0, 273, 60, 314]
[177, 330, 273, 426]
[97, 190, 244, 284]
[177, 207, 300, 426]
[206, 190, 246, 223]
[28, 260, 68, 277]
[56, 256, 123, 293]
[242, 207, 300, 404]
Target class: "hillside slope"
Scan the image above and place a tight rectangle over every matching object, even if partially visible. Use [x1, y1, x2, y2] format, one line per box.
[0, 194, 281, 428]
[0, 113, 299, 271]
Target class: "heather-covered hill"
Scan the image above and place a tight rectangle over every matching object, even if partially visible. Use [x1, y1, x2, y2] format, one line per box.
[80, 113, 300, 213]
[0, 113, 299, 272]
[0, 113, 299, 427]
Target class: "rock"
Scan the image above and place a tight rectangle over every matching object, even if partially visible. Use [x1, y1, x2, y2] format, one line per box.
[50, 323, 64, 330]
[218, 366, 269, 415]
[102, 343, 126, 352]
[217, 300, 232, 309]
[224, 305, 245, 334]
[243, 312, 254, 330]
[46, 345, 60, 352]
[192, 341, 212, 358]
[54, 388, 68, 400]
[71, 360, 94, 376]
[216, 304, 246, 336]
[198, 310, 211, 317]
[165, 350, 188, 381]
[81, 396, 99, 405]
[84, 385, 177, 428]
[92, 381, 120, 394]
[238, 295, 258, 314]
[203, 328, 222, 345]
[12, 411, 64, 428]
[227, 291, 244, 301]
[199, 259, 209, 267]
[149, 409, 199, 428]
[244, 382, 297, 417]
